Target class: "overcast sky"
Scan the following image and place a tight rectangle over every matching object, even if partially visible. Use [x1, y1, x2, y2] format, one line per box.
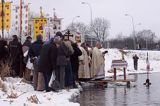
[10, 0, 160, 38]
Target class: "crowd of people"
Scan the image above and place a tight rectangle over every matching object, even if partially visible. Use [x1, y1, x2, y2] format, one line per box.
[0, 31, 106, 92]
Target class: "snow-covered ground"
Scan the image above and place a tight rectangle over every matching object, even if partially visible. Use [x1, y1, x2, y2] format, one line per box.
[0, 77, 80, 106]
[104, 49, 160, 77]
[0, 49, 160, 106]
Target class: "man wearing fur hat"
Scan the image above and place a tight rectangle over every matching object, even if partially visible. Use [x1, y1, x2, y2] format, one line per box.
[38, 34, 60, 92]
[9, 35, 23, 77]
[28, 34, 43, 90]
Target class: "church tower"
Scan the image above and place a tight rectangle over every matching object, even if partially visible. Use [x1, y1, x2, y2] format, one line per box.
[43, 8, 63, 40]
[51, 8, 63, 34]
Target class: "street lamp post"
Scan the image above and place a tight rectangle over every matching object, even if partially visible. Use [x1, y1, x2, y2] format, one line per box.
[72, 16, 80, 30]
[19, 0, 23, 42]
[81, 2, 93, 47]
[135, 23, 141, 49]
[27, 3, 31, 36]
[81, 2, 92, 25]
[125, 14, 136, 49]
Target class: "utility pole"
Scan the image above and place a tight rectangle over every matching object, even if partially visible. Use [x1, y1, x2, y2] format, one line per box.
[28, 3, 31, 36]
[125, 14, 136, 50]
[81, 2, 93, 47]
[19, 0, 22, 41]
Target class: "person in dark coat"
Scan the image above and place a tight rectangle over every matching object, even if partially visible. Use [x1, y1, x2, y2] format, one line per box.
[28, 35, 43, 90]
[22, 36, 32, 81]
[23, 36, 32, 47]
[23, 36, 32, 64]
[0, 39, 9, 65]
[38, 36, 59, 92]
[9, 35, 23, 77]
[0, 39, 9, 71]
[70, 43, 82, 87]
[55, 32, 70, 89]
[133, 54, 139, 70]
[63, 36, 74, 89]
[28, 35, 43, 59]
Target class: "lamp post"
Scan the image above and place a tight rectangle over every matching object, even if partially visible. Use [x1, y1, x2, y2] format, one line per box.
[81, 2, 93, 46]
[135, 23, 141, 49]
[81, 2, 92, 25]
[125, 14, 136, 49]
[27, 3, 31, 36]
[72, 16, 80, 30]
[19, 0, 22, 42]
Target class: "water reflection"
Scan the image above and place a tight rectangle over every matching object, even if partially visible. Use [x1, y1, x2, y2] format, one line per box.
[79, 73, 160, 106]
[80, 88, 106, 106]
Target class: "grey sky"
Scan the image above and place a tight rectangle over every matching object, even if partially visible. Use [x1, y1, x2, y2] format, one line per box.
[12, 0, 160, 38]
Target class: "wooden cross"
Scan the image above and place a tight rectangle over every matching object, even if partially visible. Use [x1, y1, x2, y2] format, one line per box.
[64, 30, 73, 40]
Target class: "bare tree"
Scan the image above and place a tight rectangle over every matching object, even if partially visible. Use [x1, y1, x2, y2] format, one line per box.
[136, 29, 156, 49]
[116, 32, 126, 41]
[91, 18, 110, 43]
[67, 22, 89, 36]
[136, 30, 156, 41]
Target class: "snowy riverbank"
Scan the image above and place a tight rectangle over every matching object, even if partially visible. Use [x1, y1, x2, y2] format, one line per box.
[0, 49, 160, 106]
[0, 77, 80, 106]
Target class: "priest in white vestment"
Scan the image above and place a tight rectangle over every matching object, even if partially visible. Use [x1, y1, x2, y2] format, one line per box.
[78, 43, 91, 79]
[91, 42, 105, 79]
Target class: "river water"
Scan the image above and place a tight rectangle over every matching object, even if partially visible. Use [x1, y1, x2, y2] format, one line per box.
[78, 72, 160, 106]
